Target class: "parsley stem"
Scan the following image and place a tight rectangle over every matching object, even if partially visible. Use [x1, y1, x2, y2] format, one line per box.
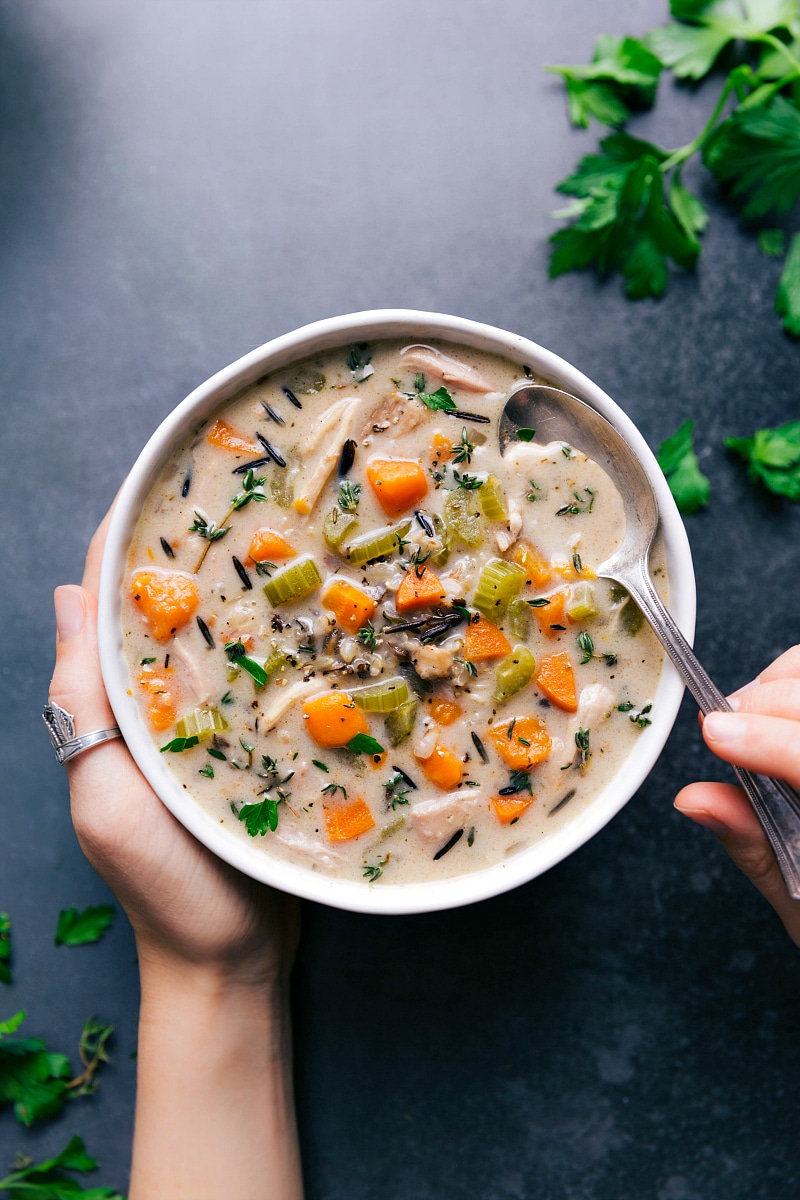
[757, 31, 800, 76]
[194, 501, 237, 572]
[660, 69, 744, 173]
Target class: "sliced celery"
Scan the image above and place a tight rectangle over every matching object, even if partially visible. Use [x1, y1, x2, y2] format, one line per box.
[508, 598, 531, 641]
[270, 470, 294, 509]
[444, 488, 483, 547]
[323, 507, 358, 550]
[472, 558, 526, 620]
[175, 706, 229, 741]
[385, 698, 418, 746]
[478, 475, 508, 521]
[350, 676, 410, 713]
[345, 520, 412, 565]
[429, 513, 452, 567]
[493, 646, 535, 704]
[263, 555, 322, 606]
[567, 582, 599, 622]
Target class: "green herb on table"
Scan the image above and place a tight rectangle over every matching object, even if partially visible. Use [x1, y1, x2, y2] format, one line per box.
[759, 228, 786, 257]
[418, 385, 457, 412]
[0, 1134, 124, 1198]
[55, 906, 115, 948]
[657, 419, 710, 514]
[0, 1011, 71, 1126]
[0, 916, 9, 986]
[727, 418, 800, 499]
[547, 7, 800, 329]
[67, 1018, 114, 1099]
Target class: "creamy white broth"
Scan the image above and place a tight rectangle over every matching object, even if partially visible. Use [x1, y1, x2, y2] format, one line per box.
[122, 339, 664, 885]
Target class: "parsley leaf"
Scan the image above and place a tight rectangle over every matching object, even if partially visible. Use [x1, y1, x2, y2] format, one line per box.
[0, 1134, 124, 1198]
[703, 96, 800, 218]
[726, 418, 800, 498]
[54, 905, 115, 948]
[759, 227, 787, 256]
[649, 0, 799, 81]
[237, 796, 280, 836]
[347, 733, 385, 757]
[657, 419, 710, 514]
[418, 386, 457, 412]
[775, 231, 800, 335]
[547, 34, 662, 129]
[0, 1010, 71, 1126]
[0, 915, 9, 986]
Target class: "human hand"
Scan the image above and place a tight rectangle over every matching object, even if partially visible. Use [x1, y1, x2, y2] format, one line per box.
[675, 644, 800, 949]
[49, 506, 300, 988]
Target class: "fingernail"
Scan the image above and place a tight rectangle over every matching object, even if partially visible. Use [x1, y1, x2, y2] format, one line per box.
[673, 802, 730, 837]
[703, 711, 748, 744]
[54, 587, 85, 642]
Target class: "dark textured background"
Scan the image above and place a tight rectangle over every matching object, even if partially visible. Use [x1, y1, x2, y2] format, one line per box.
[2, 2, 799, 1197]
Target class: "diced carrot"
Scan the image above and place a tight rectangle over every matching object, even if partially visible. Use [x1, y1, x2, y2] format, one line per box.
[324, 797, 376, 842]
[491, 794, 534, 824]
[532, 590, 568, 638]
[138, 667, 178, 732]
[429, 696, 462, 726]
[464, 614, 512, 662]
[206, 418, 260, 455]
[486, 716, 552, 769]
[303, 691, 370, 747]
[322, 579, 377, 633]
[431, 432, 453, 460]
[420, 745, 463, 790]
[395, 564, 446, 612]
[513, 541, 552, 588]
[535, 652, 578, 712]
[366, 459, 428, 516]
[130, 571, 199, 643]
[553, 560, 597, 581]
[248, 528, 295, 562]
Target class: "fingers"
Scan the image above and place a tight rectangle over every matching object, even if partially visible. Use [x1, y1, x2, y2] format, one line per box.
[701, 711, 800, 790]
[50, 586, 117, 736]
[728, 678, 800, 721]
[675, 782, 800, 948]
[758, 643, 800, 685]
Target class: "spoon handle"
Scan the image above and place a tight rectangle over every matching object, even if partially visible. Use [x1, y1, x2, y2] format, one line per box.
[613, 558, 800, 899]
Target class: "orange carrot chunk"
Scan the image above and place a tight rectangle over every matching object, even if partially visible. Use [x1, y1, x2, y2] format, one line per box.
[138, 668, 178, 732]
[464, 614, 512, 662]
[324, 797, 376, 842]
[431, 433, 453, 460]
[486, 716, 552, 769]
[322, 579, 378, 633]
[303, 691, 370, 747]
[429, 696, 462, 726]
[532, 590, 568, 638]
[491, 794, 535, 824]
[366, 459, 428, 516]
[206, 418, 260, 455]
[130, 571, 199, 643]
[421, 745, 463, 790]
[395, 564, 446, 612]
[512, 541, 552, 588]
[535, 652, 578, 712]
[248, 528, 296, 562]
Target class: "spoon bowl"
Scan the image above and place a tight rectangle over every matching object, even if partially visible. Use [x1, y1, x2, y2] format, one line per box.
[501, 383, 800, 897]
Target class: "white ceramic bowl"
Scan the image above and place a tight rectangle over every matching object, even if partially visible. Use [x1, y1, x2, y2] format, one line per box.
[98, 310, 695, 915]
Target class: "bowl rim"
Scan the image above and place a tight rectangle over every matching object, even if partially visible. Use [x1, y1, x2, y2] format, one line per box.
[98, 308, 695, 915]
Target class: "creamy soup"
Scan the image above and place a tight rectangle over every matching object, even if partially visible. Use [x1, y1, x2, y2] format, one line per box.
[122, 339, 665, 885]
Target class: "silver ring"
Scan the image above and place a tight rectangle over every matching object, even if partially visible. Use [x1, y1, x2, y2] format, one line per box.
[43, 701, 123, 766]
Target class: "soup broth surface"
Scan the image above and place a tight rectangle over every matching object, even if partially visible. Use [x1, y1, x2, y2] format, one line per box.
[123, 339, 665, 885]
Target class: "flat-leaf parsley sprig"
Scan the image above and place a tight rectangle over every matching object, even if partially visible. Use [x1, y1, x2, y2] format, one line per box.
[547, 2, 800, 331]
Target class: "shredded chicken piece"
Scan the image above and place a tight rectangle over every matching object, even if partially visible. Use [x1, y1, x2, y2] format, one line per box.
[413, 718, 440, 760]
[571, 684, 615, 736]
[293, 397, 363, 515]
[272, 824, 346, 870]
[410, 790, 484, 843]
[170, 638, 213, 706]
[494, 500, 523, 552]
[260, 678, 326, 731]
[387, 633, 458, 681]
[399, 344, 494, 393]
[359, 391, 428, 440]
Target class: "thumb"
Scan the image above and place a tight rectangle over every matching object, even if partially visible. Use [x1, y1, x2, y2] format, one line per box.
[49, 585, 117, 739]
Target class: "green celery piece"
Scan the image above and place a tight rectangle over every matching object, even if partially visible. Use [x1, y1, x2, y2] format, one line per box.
[263, 554, 322, 605]
[478, 475, 508, 521]
[384, 698, 418, 746]
[444, 487, 483, 546]
[175, 706, 229, 741]
[493, 646, 536, 704]
[567, 582, 600, 622]
[507, 598, 531, 641]
[473, 558, 527, 621]
[345, 520, 411, 565]
[349, 677, 410, 714]
[775, 232, 800, 336]
[429, 513, 452, 566]
[323, 507, 358, 550]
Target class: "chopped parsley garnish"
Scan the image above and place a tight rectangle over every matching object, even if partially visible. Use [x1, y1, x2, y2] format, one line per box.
[54, 905, 115, 948]
[198, 762, 215, 778]
[238, 795, 280, 836]
[225, 639, 267, 687]
[657, 419, 710, 515]
[418, 385, 457, 412]
[160, 735, 200, 753]
[207, 747, 227, 761]
[140, 657, 157, 665]
[347, 732, 386, 757]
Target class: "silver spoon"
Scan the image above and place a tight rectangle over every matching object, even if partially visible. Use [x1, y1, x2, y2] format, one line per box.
[501, 383, 800, 898]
